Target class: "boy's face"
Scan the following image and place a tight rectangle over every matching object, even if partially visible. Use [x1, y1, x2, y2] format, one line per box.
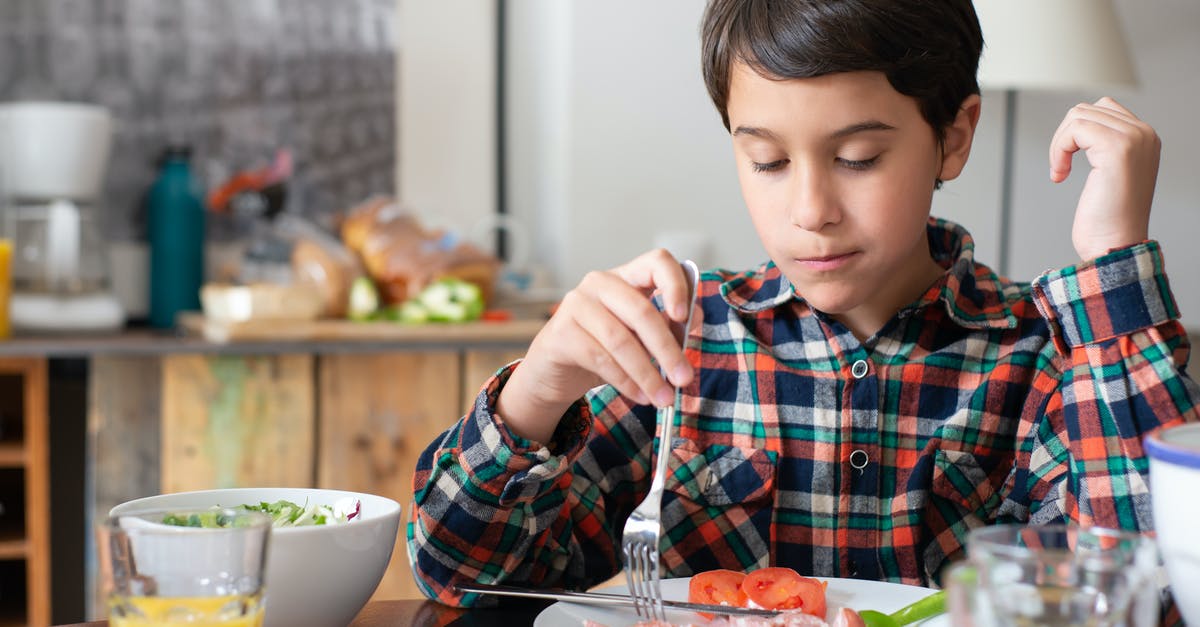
[727, 64, 963, 325]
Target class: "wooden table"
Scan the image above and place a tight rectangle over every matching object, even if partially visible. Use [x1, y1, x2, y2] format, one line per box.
[57, 598, 554, 627]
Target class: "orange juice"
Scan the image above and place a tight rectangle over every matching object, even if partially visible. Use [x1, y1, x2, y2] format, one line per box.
[109, 594, 264, 627]
[0, 238, 10, 339]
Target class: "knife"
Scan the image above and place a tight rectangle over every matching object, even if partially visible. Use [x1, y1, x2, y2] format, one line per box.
[454, 582, 784, 617]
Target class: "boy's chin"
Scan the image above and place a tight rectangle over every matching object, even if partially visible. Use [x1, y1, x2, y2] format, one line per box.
[794, 288, 864, 316]
[789, 277, 878, 315]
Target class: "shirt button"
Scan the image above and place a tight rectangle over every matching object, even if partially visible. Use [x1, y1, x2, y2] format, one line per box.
[849, 449, 869, 470]
[850, 359, 869, 379]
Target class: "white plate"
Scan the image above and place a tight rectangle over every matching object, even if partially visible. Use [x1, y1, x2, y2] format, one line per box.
[534, 576, 948, 626]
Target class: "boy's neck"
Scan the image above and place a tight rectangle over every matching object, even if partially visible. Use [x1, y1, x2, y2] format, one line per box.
[832, 249, 946, 343]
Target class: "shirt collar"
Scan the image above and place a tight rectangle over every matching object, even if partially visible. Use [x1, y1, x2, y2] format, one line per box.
[719, 218, 1019, 329]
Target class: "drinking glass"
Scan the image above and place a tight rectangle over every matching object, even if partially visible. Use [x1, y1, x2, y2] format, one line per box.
[944, 524, 1159, 627]
[97, 508, 272, 627]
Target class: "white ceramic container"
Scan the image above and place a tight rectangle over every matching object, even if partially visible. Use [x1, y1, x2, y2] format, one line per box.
[0, 101, 112, 199]
[1146, 422, 1200, 624]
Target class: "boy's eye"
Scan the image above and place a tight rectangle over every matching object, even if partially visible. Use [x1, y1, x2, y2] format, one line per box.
[751, 159, 788, 173]
[837, 155, 879, 171]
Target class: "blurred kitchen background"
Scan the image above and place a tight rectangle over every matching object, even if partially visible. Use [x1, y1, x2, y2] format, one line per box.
[0, 0, 396, 235]
[0, 0, 396, 328]
[0, 1, 1196, 623]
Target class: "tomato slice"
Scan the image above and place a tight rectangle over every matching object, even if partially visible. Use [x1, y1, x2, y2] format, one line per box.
[740, 567, 827, 617]
[688, 569, 747, 618]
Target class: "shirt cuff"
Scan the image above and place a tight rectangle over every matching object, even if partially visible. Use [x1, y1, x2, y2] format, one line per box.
[457, 360, 594, 505]
[1031, 241, 1180, 351]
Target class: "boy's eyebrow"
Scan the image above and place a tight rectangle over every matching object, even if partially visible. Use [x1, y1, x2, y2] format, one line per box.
[829, 120, 896, 139]
[732, 120, 896, 141]
[732, 126, 783, 141]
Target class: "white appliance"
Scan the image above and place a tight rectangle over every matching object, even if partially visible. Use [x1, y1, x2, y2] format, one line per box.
[0, 101, 124, 332]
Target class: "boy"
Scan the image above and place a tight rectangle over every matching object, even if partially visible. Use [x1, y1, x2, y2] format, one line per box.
[408, 0, 1196, 616]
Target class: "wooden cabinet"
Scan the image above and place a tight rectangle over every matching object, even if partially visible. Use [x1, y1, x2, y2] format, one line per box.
[83, 340, 536, 615]
[0, 357, 49, 627]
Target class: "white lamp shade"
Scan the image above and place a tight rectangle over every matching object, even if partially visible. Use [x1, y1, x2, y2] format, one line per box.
[975, 0, 1137, 90]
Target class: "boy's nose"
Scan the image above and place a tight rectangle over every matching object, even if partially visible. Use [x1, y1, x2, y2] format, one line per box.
[787, 170, 841, 231]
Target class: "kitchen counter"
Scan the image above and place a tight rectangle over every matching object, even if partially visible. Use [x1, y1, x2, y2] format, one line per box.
[0, 317, 544, 356]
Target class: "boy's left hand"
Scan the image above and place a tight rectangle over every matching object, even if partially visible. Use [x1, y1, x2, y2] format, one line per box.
[1049, 97, 1161, 261]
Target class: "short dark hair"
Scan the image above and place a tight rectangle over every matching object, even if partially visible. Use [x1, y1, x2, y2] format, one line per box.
[700, 0, 983, 147]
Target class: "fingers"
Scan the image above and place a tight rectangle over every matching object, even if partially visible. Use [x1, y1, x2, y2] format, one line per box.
[551, 296, 660, 406]
[1048, 97, 1160, 260]
[1048, 97, 1157, 183]
[614, 250, 694, 322]
[554, 251, 696, 407]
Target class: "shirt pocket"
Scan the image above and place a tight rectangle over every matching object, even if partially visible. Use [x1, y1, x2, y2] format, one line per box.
[659, 438, 777, 575]
[931, 448, 1001, 523]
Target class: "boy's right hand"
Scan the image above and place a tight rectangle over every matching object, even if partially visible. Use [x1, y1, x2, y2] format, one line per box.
[496, 249, 697, 445]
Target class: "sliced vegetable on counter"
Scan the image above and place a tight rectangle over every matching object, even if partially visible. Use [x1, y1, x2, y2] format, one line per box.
[392, 299, 432, 323]
[414, 277, 485, 322]
[348, 276, 381, 321]
[375, 278, 485, 324]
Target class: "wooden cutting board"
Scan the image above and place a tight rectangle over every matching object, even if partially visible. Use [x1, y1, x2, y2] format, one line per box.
[178, 312, 545, 345]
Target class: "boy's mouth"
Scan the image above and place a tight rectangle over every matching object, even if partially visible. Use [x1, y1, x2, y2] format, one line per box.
[795, 251, 858, 271]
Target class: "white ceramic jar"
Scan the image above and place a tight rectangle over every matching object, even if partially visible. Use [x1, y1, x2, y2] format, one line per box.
[1146, 422, 1200, 624]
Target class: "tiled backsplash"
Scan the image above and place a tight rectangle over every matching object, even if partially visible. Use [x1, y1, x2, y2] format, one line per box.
[0, 0, 397, 240]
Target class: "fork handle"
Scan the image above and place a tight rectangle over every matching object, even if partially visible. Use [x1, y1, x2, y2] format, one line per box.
[649, 260, 697, 493]
[649, 405, 675, 493]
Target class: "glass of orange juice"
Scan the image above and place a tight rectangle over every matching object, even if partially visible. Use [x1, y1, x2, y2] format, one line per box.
[98, 508, 272, 626]
[0, 238, 11, 339]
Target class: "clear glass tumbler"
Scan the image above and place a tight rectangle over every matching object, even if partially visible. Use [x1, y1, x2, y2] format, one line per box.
[944, 524, 1159, 627]
[97, 508, 272, 627]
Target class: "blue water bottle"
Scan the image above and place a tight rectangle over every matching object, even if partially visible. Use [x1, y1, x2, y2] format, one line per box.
[147, 145, 206, 329]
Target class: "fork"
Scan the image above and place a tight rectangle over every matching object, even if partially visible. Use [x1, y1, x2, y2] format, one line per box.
[621, 259, 701, 621]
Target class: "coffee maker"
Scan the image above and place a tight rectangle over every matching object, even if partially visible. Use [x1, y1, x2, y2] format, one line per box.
[0, 101, 124, 332]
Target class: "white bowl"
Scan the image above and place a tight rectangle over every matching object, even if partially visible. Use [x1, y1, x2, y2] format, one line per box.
[1146, 423, 1200, 624]
[110, 487, 401, 627]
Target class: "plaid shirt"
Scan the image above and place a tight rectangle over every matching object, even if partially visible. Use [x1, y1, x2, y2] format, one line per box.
[407, 219, 1197, 619]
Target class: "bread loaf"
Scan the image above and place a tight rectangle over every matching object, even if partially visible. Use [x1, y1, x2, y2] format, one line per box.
[339, 197, 500, 308]
[291, 237, 362, 318]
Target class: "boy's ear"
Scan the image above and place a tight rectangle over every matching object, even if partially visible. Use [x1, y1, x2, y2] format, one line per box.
[938, 94, 982, 182]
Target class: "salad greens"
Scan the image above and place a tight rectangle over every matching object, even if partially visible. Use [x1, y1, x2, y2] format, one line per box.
[162, 498, 361, 528]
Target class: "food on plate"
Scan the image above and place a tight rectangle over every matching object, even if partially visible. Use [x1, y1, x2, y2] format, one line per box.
[685, 567, 827, 617]
[831, 608, 865, 627]
[162, 498, 361, 528]
[741, 568, 826, 616]
[595, 614, 838, 626]
[857, 590, 945, 627]
[688, 569, 748, 619]
[579, 576, 941, 626]
[579, 567, 883, 626]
